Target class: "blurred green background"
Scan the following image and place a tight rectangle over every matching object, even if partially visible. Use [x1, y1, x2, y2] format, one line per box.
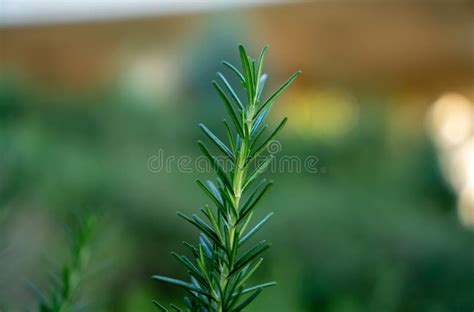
[1, 1, 473, 311]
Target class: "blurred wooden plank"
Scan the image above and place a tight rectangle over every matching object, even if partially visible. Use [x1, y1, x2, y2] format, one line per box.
[0, 1, 472, 92]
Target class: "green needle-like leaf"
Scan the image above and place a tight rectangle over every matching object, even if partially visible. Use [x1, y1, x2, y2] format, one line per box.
[234, 258, 264, 291]
[199, 123, 234, 160]
[230, 241, 270, 276]
[152, 300, 169, 311]
[248, 117, 288, 163]
[170, 304, 183, 311]
[171, 252, 207, 285]
[243, 155, 274, 190]
[251, 107, 269, 135]
[256, 46, 267, 85]
[177, 212, 223, 248]
[257, 73, 267, 99]
[239, 45, 254, 100]
[223, 61, 245, 82]
[196, 180, 225, 213]
[212, 81, 244, 136]
[223, 119, 236, 153]
[233, 287, 263, 312]
[239, 212, 274, 246]
[239, 282, 277, 296]
[218, 72, 244, 110]
[255, 70, 301, 118]
[238, 181, 273, 225]
[152, 276, 210, 296]
[198, 141, 234, 192]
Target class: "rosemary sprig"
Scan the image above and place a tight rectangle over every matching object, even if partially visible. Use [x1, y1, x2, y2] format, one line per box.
[29, 214, 96, 312]
[153, 44, 300, 311]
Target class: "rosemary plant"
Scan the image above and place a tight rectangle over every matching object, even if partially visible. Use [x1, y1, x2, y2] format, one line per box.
[153, 45, 300, 311]
[30, 214, 96, 312]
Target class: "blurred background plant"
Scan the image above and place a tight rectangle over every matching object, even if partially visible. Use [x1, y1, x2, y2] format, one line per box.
[28, 212, 97, 312]
[0, 1, 473, 311]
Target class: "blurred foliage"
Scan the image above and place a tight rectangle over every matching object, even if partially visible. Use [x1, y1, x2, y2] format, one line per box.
[0, 75, 473, 312]
[29, 213, 97, 312]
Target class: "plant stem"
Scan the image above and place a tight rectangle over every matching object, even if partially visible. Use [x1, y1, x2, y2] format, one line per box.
[217, 91, 256, 310]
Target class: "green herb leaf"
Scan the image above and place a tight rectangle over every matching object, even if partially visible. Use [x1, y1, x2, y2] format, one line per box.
[223, 61, 245, 82]
[152, 276, 209, 296]
[239, 212, 274, 246]
[212, 81, 244, 136]
[254, 70, 301, 118]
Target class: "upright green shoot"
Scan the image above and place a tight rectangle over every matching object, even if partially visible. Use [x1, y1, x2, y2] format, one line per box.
[29, 214, 96, 312]
[153, 44, 300, 311]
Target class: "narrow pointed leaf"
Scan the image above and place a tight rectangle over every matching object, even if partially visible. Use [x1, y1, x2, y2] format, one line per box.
[256, 46, 267, 88]
[233, 287, 263, 311]
[199, 123, 234, 160]
[243, 155, 273, 190]
[196, 179, 225, 214]
[257, 73, 267, 99]
[212, 81, 244, 136]
[250, 125, 267, 151]
[206, 180, 223, 203]
[251, 107, 269, 135]
[230, 241, 270, 276]
[26, 280, 50, 308]
[152, 276, 209, 295]
[171, 252, 206, 285]
[249, 117, 287, 162]
[240, 282, 277, 295]
[235, 258, 264, 290]
[255, 70, 301, 118]
[223, 274, 241, 309]
[250, 58, 257, 100]
[177, 212, 223, 248]
[217, 72, 244, 110]
[198, 141, 233, 192]
[182, 241, 198, 258]
[238, 45, 254, 103]
[199, 233, 213, 259]
[169, 304, 183, 311]
[223, 119, 235, 153]
[238, 181, 273, 224]
[222, 61, 244, 82]
[202, 205, 222, 240]
[239, 212, 274, 246]
[152, 300, 169, 311]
